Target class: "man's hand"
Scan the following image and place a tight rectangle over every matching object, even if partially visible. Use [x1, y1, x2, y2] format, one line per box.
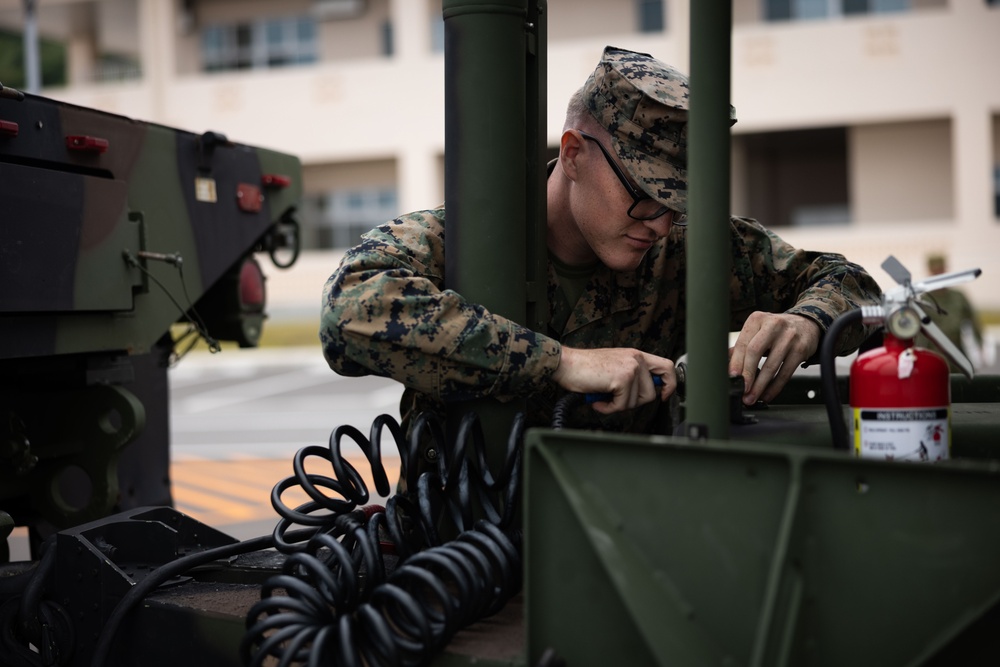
[552, 346, 676, 414]
[729, 312, 821, 405]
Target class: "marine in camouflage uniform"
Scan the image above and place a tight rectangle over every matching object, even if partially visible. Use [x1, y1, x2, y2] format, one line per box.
[319, 46, 882, 434]
[914, 254, 984, 372]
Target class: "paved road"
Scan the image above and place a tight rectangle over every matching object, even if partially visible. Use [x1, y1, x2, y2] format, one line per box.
[170, 346, 404, 460]
[168, 346, 405, 539]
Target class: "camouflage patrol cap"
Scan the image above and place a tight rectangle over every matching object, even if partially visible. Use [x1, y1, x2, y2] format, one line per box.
[927, 253, 947, 273]
[583, 46, 734, 215]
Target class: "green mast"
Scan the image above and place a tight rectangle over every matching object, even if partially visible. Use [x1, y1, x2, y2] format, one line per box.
[686, 0, 733, 440]
[442, 0, 548, 475]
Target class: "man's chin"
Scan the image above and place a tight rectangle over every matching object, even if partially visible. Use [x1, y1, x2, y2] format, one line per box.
[603, 250, 648, 272]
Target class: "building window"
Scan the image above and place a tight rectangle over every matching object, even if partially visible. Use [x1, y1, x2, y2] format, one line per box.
[846, 0, 909, 13]
[765, 0, 908, 20]
[381, 20, 394, 57]
[431, 14, 445, 53]
[93, 54, 141, 82]
[305, 187, 399, 249]
[202, 16, 316, 72]
[797, 0, 831, 19]
[739, 128, 850, 227]
[994, 165, 1000, 217]
[637, 0, 665, 32]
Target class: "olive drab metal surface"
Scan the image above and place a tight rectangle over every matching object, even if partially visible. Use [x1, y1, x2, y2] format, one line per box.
[527, 426, 1000, 667]
[1, 89, 302, 535]
[0, 91, 301, 359]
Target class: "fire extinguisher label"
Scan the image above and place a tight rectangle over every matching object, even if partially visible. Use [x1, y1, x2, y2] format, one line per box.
[853, 407, 950, 462]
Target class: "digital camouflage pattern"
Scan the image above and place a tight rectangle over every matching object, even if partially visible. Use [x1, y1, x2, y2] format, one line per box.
[914, 287, 983, 372]
[320, 208, 882, 433]
[585, 46, 735, 216]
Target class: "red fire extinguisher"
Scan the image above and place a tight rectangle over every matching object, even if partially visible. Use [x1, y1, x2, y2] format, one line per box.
[849, 256, 980, 462]
[851, 320, 951, 462]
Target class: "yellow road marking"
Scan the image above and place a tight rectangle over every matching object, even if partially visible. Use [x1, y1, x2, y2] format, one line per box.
[170, 457, 401, 527]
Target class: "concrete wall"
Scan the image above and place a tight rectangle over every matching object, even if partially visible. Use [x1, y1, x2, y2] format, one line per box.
[319, 0, 390, 61]
[850, 119, 953, 224]
[547, 0, 643, 42]
[304, 158, 395, 193]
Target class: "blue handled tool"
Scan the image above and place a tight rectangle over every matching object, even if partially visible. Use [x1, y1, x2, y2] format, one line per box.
[584, 374, 664, 404]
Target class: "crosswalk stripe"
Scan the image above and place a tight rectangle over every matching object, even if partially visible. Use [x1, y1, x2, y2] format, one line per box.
[170, 457, 401, 527]
[170, 482, 261, 524]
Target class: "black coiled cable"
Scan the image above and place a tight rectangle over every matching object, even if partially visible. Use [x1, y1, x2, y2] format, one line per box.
[551, 393, 585, 430]
[242, 410, 525, 667]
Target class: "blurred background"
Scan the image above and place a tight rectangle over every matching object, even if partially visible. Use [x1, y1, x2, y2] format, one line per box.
[3, 0, 999, 554]
[1, 0, 998, 340]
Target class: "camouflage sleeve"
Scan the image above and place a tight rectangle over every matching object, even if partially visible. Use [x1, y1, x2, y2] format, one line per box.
[728, 216, 883, 353]
[959, 292, 984, 343]
[319, 208, 562, 400]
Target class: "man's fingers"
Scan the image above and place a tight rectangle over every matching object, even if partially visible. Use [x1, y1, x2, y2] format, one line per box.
[760, 359, 799, 404]
[745, 330, 789, 402]
[573, 349, 675, 414]
[729, 316, 768, 393]
[733, 313, 821, 404]
[639, 353, 677, 403]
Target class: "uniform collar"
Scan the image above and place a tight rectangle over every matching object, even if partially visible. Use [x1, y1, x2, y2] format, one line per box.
[549, 250, 644, 336]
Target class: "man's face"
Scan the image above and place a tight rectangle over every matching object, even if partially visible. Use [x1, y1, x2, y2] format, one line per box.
[570, 134, 675, 271]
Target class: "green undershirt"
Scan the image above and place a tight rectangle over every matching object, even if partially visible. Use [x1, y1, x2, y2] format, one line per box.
[549, 252, 599, 335]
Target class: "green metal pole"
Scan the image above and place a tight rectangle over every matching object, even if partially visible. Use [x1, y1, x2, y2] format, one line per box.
[443, 0, 528, 319]
[442, 0, 545, 480]
[525, 2, 548, 337]
[685, 0, 732, 441]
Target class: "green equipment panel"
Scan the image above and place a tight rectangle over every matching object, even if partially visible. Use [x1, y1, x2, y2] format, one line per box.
[526, 405, 1000, 667]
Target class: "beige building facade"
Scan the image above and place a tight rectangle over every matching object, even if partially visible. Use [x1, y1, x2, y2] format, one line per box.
[2, 0, 998, 307]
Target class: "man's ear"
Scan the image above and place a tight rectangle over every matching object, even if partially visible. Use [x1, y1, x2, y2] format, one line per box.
[559, 130, 585, 181]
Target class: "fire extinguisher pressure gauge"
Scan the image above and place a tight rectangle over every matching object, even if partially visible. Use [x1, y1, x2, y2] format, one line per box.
[886, 305, 921, 340]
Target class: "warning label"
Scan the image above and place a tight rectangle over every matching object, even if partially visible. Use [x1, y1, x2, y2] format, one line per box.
[853, 407, 950, 462]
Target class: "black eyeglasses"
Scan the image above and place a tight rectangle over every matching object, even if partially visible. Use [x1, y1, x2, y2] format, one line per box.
[578, 131, 676, 222]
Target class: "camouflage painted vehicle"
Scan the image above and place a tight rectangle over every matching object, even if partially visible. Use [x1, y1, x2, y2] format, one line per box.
[0, 83, 301, 548]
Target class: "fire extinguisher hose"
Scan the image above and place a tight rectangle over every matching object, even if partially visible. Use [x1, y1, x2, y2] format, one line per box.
[820, 307, 863, 451]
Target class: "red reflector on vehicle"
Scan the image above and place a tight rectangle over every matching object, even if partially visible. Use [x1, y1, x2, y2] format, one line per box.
[261, 173, 291, 188]
[239, 258, 266, 309]
[0, 120, 18, 138]
[66, 135, 109, 153]
[237, 183, 263, 213]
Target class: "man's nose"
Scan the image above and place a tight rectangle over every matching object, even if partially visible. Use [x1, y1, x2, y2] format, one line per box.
[642, 211, 673, 238]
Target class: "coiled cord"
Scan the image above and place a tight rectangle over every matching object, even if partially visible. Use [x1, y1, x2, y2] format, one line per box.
[3, 410, 524, 667]
[551, 393, 585, 430]
[242, 410, 526, 667]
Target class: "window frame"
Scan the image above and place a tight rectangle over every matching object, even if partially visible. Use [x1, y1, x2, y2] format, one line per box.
[201, 15, 318, 73]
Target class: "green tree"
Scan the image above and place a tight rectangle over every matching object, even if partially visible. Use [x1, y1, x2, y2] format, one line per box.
[0, 30, 66, 89]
